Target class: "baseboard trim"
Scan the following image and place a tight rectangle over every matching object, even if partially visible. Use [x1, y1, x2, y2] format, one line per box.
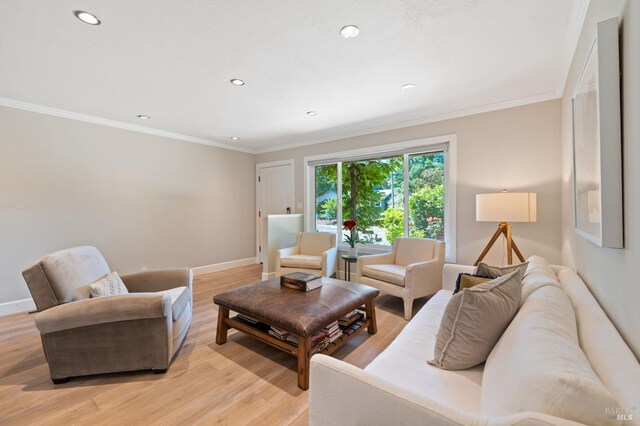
[192, 257, 258, 276]
[261, 272, 276, 281]
[0, 258, 258, 317]
[0, 298, 36, 316]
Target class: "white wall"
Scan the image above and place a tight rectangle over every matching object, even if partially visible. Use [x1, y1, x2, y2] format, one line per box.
[560, 0, 640, 358]
[257, 99, 562, 267]
[0, 106, 256, 307]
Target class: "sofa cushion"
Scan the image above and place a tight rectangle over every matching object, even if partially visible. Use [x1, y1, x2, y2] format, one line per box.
[394, 238, 435, 266]
[521, 255, 559, 301]
[482, 285, 621, 425]
[89, 272, 129, 298]
[161, 287, 190, 321]
[299, 233, 334, 256]
[429, 271, 521, 370]
[280, 254, 322, 269]
[362, 264, 406, 286]
[476, 261, 528, 279]
[365, 290, 483, 415]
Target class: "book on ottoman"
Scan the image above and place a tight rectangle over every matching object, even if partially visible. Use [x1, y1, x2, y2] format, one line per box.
[280, 272, 323, 291]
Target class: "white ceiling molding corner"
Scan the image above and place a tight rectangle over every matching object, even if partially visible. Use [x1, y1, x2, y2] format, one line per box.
[555, 0, 591, 97]
[0, 98, 256, 154]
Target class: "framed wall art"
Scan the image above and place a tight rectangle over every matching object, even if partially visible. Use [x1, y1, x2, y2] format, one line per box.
[572, 17, 623, 248]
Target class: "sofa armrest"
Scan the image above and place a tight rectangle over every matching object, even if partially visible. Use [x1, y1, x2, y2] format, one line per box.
[35, 293, 171, 334]
[442, 263, 476, 292]
[405, 258, 444, 296]
[121, 268, 192, 293]
[322, 246, 338, 277]
[310, 355, 584, 426]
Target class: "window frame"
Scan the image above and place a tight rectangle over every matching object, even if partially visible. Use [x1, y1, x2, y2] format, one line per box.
[304, 134, 457, 262]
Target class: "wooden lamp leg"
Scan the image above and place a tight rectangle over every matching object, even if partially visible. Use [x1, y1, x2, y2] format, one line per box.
[505, 223, 513, 265]
[474, 222, 526, 266]
[474, 223, 507, 266]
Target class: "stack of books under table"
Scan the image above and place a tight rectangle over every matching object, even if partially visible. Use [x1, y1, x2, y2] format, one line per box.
[338, 309, 365, 336]
[323, 320, 341, 343]
[268, 325, 299, 345]
[311, 332, 330, 354]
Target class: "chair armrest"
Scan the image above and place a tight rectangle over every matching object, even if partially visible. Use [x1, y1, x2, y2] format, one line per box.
[322, 247, 338, 277]
[356, 251, 395, 277]
[35, 293, 171, 334]
[442, 264, 476, 292]
[406, 259, 444, 296]
[278, 245, 299, 257]
[121, 268, 192, 293]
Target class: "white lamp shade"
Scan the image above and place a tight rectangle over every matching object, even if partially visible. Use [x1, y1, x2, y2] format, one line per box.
[476, 192, 537, 223]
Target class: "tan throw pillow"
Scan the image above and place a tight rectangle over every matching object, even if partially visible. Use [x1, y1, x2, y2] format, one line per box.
[89, 271, 129, 297]
[476, 261, 528, 279]
[428, 270, 522, 370]
[454, 273, 494, 294]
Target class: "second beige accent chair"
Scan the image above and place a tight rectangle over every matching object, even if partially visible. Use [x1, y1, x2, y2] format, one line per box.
[276, 232, 337, 277]
[356, 237, 445, 320]
[22, 246, 192, 383]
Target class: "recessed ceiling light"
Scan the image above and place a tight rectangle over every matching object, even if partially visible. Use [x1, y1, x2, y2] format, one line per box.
[137, 114, 150, 120]
[230, 79, 245, 86]
[306, 111, 318, 116]
[73, 10, 101, 25]
[230, 136, 239, 141]
[401, 84, 416, 90]
[340, 25, 360, 38]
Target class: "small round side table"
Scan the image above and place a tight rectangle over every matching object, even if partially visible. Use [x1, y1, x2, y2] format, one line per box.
[340, 253, 358, 282]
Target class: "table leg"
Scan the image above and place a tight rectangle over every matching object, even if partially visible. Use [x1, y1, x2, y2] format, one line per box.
[297, 335, 311, 390]
[215, 306, 230, 344]
[365, 299, 377, 335]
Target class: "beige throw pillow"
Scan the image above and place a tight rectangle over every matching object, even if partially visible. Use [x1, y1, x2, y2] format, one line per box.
[428, 270, 522, 370]
[89, 271, 129, 297]
[476, 261, 528, 279]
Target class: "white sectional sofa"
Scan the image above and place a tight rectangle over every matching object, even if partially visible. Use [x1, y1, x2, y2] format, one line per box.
[309, 257, 640, 425]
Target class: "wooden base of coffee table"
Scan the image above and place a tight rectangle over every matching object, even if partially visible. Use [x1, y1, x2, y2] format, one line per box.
[215, 300, 377, 390]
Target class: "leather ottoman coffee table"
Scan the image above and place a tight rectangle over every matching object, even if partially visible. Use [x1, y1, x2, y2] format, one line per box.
[213, 277, 379, 390]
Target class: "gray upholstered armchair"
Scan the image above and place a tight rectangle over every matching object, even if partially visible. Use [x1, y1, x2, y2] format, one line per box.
[22, 246, 192, 383]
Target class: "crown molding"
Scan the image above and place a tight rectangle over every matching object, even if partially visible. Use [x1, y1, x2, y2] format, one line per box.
[0, 98, 256, 154]
[555, 0, 591, 97]
[2, 89, 562, 157]
[254, 90, 559, 154]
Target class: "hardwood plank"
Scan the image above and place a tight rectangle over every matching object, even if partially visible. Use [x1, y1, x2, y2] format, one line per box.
[0, 263, 426, 424]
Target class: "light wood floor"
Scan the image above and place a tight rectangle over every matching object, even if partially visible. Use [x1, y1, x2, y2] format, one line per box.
[0, 264, 428, 425]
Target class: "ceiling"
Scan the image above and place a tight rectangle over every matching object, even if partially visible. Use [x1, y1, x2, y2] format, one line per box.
[0, 0, 587, 153]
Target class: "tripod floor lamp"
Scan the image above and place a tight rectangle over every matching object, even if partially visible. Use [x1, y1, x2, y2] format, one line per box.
[474, 191, 537, 266]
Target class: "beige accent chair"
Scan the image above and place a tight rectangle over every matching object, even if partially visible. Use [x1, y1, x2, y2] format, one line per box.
[22, 246, 192, 383]
[276, 232, 337, 277]
[356, 238, 445, 320]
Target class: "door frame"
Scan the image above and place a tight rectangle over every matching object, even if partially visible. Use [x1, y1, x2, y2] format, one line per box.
[255, 159, 295, 262]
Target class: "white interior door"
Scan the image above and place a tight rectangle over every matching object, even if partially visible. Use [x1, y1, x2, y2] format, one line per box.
[256, 161, 294, 262]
